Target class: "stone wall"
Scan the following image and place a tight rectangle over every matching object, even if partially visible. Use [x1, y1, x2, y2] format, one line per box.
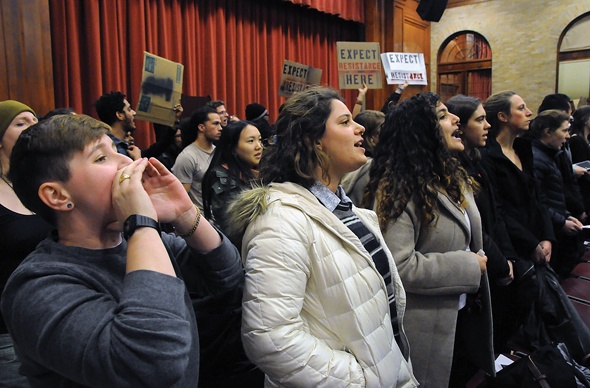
[430, 0, 590, 112]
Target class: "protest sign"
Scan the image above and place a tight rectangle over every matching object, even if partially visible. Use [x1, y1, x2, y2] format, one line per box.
[337, 42, 382, 89]
[136, 52, 184, 127]
[278, 60, 322, 98]
[380, 52, 428, 85]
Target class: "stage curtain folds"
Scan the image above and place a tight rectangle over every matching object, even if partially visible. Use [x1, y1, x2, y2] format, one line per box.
[278, 0, 365, 23]
[49, 0, 360, 149]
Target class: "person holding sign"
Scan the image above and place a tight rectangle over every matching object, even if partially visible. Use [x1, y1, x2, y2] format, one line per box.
[95, 92, 141, 160]
[95, 91, 182, 161]
[381, 81, 409, 114]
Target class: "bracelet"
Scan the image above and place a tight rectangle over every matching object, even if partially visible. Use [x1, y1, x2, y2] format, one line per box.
[178, 204, 201, 238]
[396, 87, 404, 93]
[355, 100, 363, 105]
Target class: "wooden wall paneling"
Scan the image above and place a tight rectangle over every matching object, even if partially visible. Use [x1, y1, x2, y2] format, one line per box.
[0, 0, 54, 115]
[363, 0, 432, 108]
[2, 0, 27, 102]
[394, 0, 430, 94]
[0, 1, 7, 101]
[24, 0, 54, 115]
[364, 0, 394, 110]
[393, 3, 405, 52]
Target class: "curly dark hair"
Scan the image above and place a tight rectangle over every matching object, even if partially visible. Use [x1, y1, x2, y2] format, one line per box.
[259, 87, 342, 188]
[94, 91, 126, 126]
[363, 92, 471, 231]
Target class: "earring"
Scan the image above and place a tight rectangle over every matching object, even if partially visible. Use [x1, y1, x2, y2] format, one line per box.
[67, 203, 73, 209]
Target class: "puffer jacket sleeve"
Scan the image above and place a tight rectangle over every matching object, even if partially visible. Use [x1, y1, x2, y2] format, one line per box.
[241, 204, 366, 387]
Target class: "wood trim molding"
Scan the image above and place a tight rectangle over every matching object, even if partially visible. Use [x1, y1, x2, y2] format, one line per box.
[438, 59, 492, 72]
[447, 0, 492, 8]
[559, 49, 590, 62]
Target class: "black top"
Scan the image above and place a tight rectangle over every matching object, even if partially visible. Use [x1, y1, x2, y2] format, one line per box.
[0, 203, 52, 333]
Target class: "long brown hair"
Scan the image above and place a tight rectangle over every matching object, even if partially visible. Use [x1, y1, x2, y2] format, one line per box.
[259, 87, 342, 188]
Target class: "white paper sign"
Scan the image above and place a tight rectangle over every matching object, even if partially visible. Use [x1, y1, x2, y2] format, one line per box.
[380, 52, 428, 85]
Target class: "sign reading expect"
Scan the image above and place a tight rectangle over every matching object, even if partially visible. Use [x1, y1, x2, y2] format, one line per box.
[337, 42, 382, 89]
[278, 60, 322, 98]
[380, 52, 428, 85]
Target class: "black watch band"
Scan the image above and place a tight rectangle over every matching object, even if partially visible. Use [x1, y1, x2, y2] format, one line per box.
[123, 215, 161, 240]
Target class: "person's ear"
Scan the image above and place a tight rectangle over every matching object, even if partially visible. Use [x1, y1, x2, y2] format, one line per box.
[115, 110, 125, 121]
[197, 123, 205, 133]
[543, 128, 551, 138]
[498, 111, 509, 123]
[38, 182, 73, 212]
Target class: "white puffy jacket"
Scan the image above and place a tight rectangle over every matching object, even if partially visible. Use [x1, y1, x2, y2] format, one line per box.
[232, 182, 417, 388]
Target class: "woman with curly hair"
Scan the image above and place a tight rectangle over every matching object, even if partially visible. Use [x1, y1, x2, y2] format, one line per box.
[364, 92, 494, 387]
[227, 87, 417, 387]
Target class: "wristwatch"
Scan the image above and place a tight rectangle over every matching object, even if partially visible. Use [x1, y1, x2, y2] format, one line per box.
[123, 215, 161, 240]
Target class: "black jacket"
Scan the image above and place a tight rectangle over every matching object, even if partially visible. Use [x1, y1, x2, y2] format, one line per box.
[569, 135, 590, 213]
[459, 150, 516, 279]
[556, 142, 585, 218]
[480, 137, 555, 259]
[531, 140, 569, 230]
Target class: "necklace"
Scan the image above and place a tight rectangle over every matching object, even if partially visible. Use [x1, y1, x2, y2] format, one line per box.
[0, 174, 12, 189]
[0, 173, 36, 215]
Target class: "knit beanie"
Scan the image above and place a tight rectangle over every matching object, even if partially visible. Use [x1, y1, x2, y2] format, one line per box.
[245, 103, 268, 121]
[0, 100, 35, 141]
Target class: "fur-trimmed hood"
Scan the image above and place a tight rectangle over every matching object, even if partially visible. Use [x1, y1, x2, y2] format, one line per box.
[225, 185, 271, 245]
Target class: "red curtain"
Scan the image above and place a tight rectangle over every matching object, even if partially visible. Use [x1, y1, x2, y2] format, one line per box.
[49, 0, 361, 149]
[279, 0, 364, 23]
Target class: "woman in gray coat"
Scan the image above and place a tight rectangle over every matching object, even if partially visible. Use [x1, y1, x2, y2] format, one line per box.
[364, 92, 495, 387]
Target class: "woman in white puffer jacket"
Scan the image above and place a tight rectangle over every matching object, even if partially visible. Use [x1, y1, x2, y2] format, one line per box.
[227, 87, 417, 388]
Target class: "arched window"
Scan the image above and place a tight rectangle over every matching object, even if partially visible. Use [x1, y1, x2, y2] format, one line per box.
[437, 31, 492, 102]
[558, 13, 590, 107]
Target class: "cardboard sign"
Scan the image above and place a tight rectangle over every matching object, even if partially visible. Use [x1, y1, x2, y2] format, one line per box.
[380, 52, 428, 85]
[278, 60, 322, 98]
[136, 52, 184, 127]
[337, 42, 382, 89]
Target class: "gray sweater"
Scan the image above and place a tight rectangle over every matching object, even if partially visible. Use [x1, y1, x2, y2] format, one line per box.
[1, 232, 242, 387]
